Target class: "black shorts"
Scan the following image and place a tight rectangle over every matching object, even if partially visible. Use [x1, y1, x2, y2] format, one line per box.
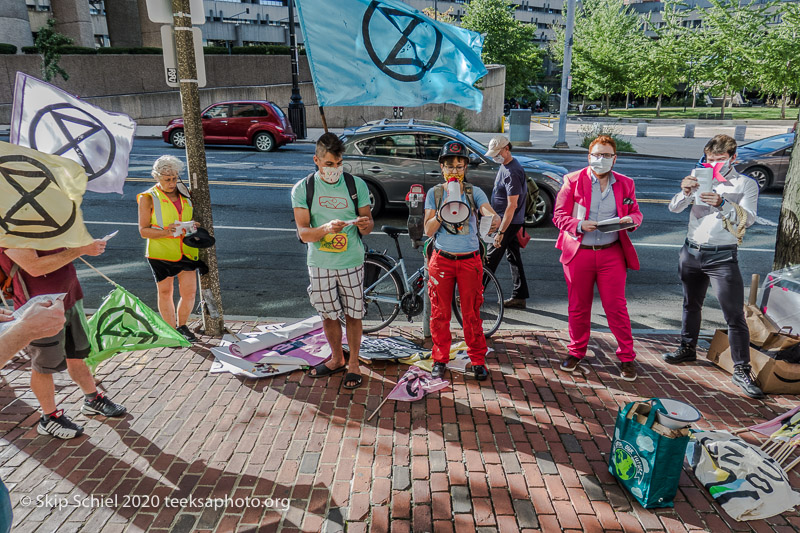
[148, 257, 209, 283]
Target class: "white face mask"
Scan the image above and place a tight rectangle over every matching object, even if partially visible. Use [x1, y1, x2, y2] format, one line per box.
[589, 155, 614, 175]
[718, 158, 733, 176]
[319, 165, 343, 184]
[492, 155, 505, 164]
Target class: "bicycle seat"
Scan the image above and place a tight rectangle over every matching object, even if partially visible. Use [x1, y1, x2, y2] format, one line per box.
[381, 226, 409, 237]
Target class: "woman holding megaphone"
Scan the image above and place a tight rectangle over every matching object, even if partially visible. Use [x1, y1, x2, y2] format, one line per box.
[423, 141, 501, 382]
[137, 155, 213, 343]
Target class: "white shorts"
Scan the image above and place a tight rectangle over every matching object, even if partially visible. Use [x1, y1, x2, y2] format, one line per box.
[307, 265, 365, 320]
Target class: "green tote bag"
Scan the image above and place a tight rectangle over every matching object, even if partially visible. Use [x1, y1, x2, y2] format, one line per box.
[608, 399, 691, 508]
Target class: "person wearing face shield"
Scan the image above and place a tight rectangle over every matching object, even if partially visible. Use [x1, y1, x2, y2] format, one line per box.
[664, 134, 764, 399]
[292, 133, 374, 390]
[483, 135, 530, 309]
[137, 155, 207, 343]
[424, 141, 501, 381]
[553, 135, 643, 381]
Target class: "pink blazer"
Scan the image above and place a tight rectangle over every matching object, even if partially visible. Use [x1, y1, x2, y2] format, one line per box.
[553, 167, 643, 270]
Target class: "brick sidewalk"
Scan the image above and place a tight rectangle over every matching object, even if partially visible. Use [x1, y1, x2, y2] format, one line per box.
[1, 325, 799, 532]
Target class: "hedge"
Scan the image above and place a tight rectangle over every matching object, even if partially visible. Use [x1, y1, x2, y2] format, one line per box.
[129, 47, 162, 54]
[56, 46, 97, 54]
[203, 46, 228, 55]
[0, 43, 17, 54]
[22, 46, 38, 54]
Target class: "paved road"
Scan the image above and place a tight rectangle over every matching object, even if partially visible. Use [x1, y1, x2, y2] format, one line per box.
[70, 139, 782, 332]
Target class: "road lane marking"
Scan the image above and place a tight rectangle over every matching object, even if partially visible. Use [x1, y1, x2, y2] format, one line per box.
[124, 177, 293, 188]
[84, 222, 774, 253]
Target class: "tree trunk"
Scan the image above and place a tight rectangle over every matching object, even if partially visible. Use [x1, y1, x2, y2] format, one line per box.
[773, 110, 800, 270]
[605, 93, 610, 116]
[692, 85, 697, 109]
[781, 88, 787, 120]
[720, 88, 727, 121]
[656, 94, 662, 117]
[625, 92, 630, 109]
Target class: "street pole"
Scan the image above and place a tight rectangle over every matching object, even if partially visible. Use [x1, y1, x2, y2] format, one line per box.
[287, 0, 306, 139]
[171, 0, 225, 336]
[554, 0, 576, 149]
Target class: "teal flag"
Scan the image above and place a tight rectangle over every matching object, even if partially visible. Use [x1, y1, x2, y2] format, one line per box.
[86, 286, 190, 372]
[295, 0, 487, 111]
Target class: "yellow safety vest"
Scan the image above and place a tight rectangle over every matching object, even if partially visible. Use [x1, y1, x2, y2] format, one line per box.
[137, 185, 199, 262]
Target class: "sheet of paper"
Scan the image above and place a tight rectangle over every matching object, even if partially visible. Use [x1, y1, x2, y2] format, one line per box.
[101, 230, 119, 242]
[479, 216, 494, 244]
[597, 217, 620, 227]
[0, 293, 66, 334]
[692, 167, 714, 206]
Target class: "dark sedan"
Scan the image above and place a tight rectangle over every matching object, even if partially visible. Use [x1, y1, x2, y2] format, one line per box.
[735, 133, 795, 190]
[340, 120, 567, 226]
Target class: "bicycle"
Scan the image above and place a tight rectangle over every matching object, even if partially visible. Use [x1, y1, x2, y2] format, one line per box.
[352, 225, 504, 337]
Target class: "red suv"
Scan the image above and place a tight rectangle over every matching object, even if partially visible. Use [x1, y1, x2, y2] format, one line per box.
[162, 101, 296, 152]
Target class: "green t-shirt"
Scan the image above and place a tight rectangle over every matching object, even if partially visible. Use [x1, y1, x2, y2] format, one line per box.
[291, 172, 371, 269]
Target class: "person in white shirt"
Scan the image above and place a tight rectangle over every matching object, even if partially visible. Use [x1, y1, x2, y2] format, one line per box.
[663, 134, 764, 399]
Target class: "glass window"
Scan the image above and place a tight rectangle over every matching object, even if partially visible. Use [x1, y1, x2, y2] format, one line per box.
[231, 104, 268, 117]
[204, 105, 229, 118]
[742, 134, 794, 153]
[418, 134, 453, 161]
[356, 134, 417, 158]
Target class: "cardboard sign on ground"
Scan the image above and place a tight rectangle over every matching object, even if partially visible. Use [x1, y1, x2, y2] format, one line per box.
[706, 329, 800, 394]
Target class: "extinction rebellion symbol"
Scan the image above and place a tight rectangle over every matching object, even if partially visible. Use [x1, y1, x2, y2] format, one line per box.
[0, 155, 77, 239]
[362, 0, 443, 82]
[94, 305, 160, 348]
[28, 103, 116, 182]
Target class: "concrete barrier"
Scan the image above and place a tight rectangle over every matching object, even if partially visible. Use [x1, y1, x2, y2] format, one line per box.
[637, 123, 647, 137]
[509, 109, 532, 145]
[734, 125, 747, 141]
[0, 55, 505, 131]
[684, 123, 696, 138]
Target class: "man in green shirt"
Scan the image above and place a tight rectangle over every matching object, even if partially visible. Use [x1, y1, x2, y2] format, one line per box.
[291, 133, 374, 389]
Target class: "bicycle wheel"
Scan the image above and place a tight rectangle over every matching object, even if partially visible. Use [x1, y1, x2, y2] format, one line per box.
[359, 257, 403, 333]
[452, 268, 505, 337]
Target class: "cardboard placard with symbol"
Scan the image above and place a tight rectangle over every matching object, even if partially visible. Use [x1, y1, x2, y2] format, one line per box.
[0, 141, 94, 249]
[319, 232, 348, 253]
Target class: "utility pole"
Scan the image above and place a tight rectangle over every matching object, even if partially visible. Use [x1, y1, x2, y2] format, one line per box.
[171, 0, 225, 336]
[287, 0, 306, 139]
[554, 0, 576, 149]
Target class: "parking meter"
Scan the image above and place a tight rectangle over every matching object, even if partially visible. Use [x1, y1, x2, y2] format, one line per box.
[406, 184, 425, 248]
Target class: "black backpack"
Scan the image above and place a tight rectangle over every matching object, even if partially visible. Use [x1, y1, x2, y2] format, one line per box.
[295, 172, 361, 243]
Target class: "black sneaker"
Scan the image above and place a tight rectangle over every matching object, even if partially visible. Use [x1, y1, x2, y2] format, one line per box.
[662, 342, 697, 365]
[732, 364, 765, 399]
[81, 392, 127, 417]
[176, 325, 198, 342]
[432, 362, 447, 379]
[37, 410, 84, 439]
[473, 365, 489, 381]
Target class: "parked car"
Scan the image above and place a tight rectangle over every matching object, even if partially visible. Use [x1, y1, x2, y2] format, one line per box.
[162, 100, 296, 152]
[340, 119, 567, 226]
[734, 133, 794, 190]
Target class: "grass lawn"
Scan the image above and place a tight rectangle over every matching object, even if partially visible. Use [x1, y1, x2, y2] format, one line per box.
[576, 107, 797, 121]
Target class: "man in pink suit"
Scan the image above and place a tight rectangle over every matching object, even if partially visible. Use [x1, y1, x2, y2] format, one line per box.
[553, 135, 644, 381]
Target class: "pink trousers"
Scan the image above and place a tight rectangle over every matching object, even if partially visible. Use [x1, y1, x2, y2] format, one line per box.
[562, 242, 635, 362]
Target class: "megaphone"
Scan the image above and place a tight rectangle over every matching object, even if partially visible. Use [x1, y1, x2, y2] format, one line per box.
[439, 180, 470, 225]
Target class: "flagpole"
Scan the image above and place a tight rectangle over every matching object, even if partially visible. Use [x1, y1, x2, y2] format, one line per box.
[368, 396, 391, 421]
[79, 258, 118, 287]
[318, 106, 329, 133]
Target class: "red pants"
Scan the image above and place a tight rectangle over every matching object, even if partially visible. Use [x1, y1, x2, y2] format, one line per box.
[562, 243, 635, 362]
[428, 252, 487, 366]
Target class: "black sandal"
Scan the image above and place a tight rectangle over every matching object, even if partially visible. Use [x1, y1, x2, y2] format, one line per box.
[343, 373, 363, 389]
[309, 362, 346, 378]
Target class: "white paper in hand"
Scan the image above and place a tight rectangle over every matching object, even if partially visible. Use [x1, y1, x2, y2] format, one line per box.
[479, 216, 494, 244]
[692, 167, 714, 206]
[0, 293, 66, 334]
[101, 230, 119, 242]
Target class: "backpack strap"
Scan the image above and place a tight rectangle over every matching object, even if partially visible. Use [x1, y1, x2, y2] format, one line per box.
[304, 172, 315, 211]
[343, 173, 359, 218]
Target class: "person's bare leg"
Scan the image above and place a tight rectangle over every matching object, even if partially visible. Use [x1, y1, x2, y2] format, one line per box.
[310, 318, 347, 376]
[66, 359, 97, 395]
[156, 277, 176, 326]
[30, 370, 57, 414]
[175, 270, 197, 327]
[344, 316, 362, 387]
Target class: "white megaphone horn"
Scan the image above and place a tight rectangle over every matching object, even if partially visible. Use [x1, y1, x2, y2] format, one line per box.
[439, 180, 470, 225]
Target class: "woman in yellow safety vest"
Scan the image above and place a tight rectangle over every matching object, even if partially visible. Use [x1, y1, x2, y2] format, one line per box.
[137, 155, 207, 342]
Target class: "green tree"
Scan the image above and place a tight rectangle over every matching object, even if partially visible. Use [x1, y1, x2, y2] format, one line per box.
[774, 109, 800, 269]
[34, 18, 73, 82]
[631, 1, 688, 117]
[551, 0, 644, 115]
[461, 0, 543, 99]
[754, 3, 800, 119]
[696, 0, 772, 120]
